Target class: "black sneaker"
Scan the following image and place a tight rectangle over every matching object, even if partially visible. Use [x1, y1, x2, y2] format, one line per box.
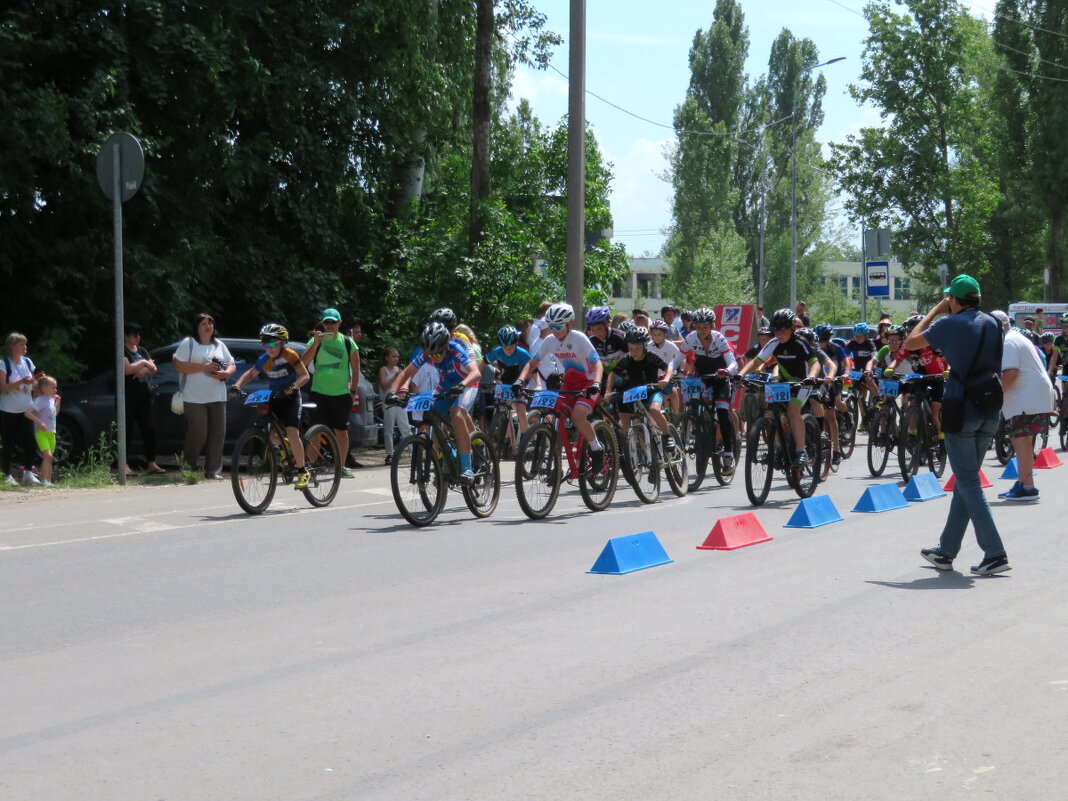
[970, 554, 1011, 576]
[661, 435, 675, 453]
[921, 547, 953, 571]
[589, 449, 605, 475]
[793, 450, 809, 467]
[832, 450, 843, 467]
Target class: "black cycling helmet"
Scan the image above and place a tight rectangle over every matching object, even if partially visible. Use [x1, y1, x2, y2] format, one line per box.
[796, 327, 816, 344]
[497, 325, 520, 347]
[259, 323, 289, 342]
[428, 307, 458, 331]
[421, 322, 451, 354]
[1040, 332, 1055, 344]
[770, 308, 796, 331]
[886, 324, 905, 339]
[814, 323, 835, 342]
[625, 326, 650, 345]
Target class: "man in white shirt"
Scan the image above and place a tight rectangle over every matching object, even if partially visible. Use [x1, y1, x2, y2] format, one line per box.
[992, 310, 1054, 501]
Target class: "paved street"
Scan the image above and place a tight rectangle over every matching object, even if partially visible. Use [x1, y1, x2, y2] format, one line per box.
[2, 442, 1067, 800]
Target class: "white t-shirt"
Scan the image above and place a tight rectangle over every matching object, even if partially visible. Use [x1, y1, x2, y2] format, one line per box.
[31, 395, 58, 433]
[174, 338, 234, 404]
[0, 356, 34, 414]
[648, 339, 683, 374]
[535, 330, 601, 380]
[1001, 330, 1055, 418]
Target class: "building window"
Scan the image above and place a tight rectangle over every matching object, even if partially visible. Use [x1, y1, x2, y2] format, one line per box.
[636, 273, 657, 297]
[612, 279, 626, 298]
[833, 276, 849, 298]
[894, 277, 911, 300]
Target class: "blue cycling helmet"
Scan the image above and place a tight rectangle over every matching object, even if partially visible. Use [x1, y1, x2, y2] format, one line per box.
[831, 337, 847, 347]
[497, 325, 520, 347]
[853, 322, 870, 335]
[814, 323, 835, 342]
[584, 306, 611, 325]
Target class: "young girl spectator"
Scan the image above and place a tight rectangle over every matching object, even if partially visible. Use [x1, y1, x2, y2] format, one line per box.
[378, 347, 412, 465]
[25, 375, 60, 487]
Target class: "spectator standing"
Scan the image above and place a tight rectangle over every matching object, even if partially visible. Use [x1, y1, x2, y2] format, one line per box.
[660, 306, 682, 338]
[302, 308, 360, 478]
[173, 313, 236, 479]
[756, 305, 770, 328]
[795, 300, 811, 327]
[1, 332, 40, 485]
[25, 375, 59, 486]
[991, 310, 1054, 501]
[1018, 316, 1040, 346]
[905, 274, 1010, 575]
[122, 322, 164, 475]
[378, 347, 412, 465]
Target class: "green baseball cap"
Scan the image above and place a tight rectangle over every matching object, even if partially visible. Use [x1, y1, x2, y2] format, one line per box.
[943, 274, 981, 299]
[321, 307, 342, 322]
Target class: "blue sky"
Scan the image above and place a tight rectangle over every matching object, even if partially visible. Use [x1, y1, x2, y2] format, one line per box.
[511, 0, 994, 256]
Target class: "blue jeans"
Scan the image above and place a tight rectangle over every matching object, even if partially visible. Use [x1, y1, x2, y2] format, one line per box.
[938, 416, 1006, 558]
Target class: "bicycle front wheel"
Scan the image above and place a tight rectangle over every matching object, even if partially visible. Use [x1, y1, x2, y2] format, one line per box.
[579, 420, 619, 512]
[664, 422, 689, 497]
[898, 407, 924, 481]
[790, 415, 822, 499]
[462, 431, 500, 518]
[993, 418, 1013, 465]
[231, 428, 277, 514]
[677, 410, 708, 492]
[515, 423, 561, 519]
[838, 406, 856, 459]
[744, 417, 775, 506]
[624, 422, 660, 504]
[391, 435, 446, 527]
[301, 424, 342, 507]
[866, 408, 892, 477]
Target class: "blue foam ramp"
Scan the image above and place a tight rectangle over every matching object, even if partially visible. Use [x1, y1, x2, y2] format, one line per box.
[903, 472, 947, 502]
[587, 531, 672, 575]
[999, 458, 1018, 480]
[852, 483, 909, 513]
[784, 495, 843, 529]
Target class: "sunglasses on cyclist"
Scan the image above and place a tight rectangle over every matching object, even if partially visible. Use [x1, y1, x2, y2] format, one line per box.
[772, 326, 792, 334]
[262, 340, 281, 349]
[426, 351, 445, 360]
[548, 323, 567, 331]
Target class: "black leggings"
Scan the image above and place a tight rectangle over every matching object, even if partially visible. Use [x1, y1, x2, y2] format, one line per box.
[1, 410, 37, 474]
[126, 398, 158, 463]
[716, 407, 736, 452]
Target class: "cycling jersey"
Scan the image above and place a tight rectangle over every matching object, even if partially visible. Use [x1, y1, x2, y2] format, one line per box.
[755, 335, 818, 382]
[845, 337, 878, 369]
[905, 345, 948, 375]
[1041, 346, 1057, 372]
[484, 345, 531, 385]
[612, 352, 668, 387]
[534, 331, 601, 381]
[1054, 334, 1068, 374]
[254, 347, 302, 391]
[588, 328, 627, 371]
[682, 330, 737, 375]
[821, 341, 851, 375]
[410, 339, 474, 391]
[876, 344, 912, 377]
[648, 338, 683, 375]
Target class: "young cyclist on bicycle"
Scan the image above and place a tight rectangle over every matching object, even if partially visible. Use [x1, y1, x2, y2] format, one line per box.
[585, 306, 627, 375]
[845, 322, 879, 429]
[232, 323, 312, 489]
[891, 315, 948, 438]
[512, 303, 606, 472]
[605, 326, 675, 452]
[815, 323, 852, 464]
[681, 307, 739, 470]
[739, 308, 822, 467]
[483, 325, 532, 435]
[388, 322, 482, 483]
[648, 319, 684, 415]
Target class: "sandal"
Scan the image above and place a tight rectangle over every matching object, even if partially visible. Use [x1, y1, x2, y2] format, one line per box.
[147, 465, 167, 474]
[124, 467, 136, 477]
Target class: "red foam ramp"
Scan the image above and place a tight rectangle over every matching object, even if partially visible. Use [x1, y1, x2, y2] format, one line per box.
[697, 512, 773, 551]
[1033, 447, 1063, 469]
[943, 471, 993, 491]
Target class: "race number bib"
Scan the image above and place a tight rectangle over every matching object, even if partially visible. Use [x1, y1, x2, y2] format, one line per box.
[530, 390, 559, 409]
[879, 379, 900, 398]
[405, 392, 434, 412]
[622, 385, 649, 403]
[849, 370, 863, 381]
[244, 389, 273, 404]
[764, 382, 791, 403]
[681, 377, 703, 400]
[494, 384, 515, 401]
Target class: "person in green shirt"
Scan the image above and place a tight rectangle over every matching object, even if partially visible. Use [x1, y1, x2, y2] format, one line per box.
[301, 307, 361, 476]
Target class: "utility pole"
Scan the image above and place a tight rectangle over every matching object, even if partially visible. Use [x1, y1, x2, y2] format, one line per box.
[565, 0, 586, 319]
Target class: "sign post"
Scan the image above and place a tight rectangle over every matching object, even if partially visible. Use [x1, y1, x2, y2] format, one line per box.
[96, 133, 144, 485]
[866, 261, 890, 299]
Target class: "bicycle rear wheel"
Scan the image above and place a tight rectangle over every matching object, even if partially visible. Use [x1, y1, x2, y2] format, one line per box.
[790, 414, 822, 498]
[744, 417, 775, 506]
[866, 408, 892, 477]
[710, 412, 741, 486]
[838, 406, 856, 459]
[579, 420, 619, 512]
[663, 422, 688, 497]
[677, 410, 708, 492]
[624, 422, 660, 504]
[231, 428, 277, 514]
[897, 407, 924, 481]
[301, 424, 342, 507]
[390, 434, 446, 527]
[515, 423, 561, 519]
[462, 431, 500, 518]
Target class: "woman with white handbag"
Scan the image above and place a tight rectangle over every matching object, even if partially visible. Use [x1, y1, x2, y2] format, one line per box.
[172, 313, 235, 479]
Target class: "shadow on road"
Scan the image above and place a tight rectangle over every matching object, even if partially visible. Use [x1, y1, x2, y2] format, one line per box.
[865, 569, 986, 590]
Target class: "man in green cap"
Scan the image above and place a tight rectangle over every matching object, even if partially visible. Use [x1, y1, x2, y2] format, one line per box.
[905, 274, 1011, 576]
[301, 308, 361, 476]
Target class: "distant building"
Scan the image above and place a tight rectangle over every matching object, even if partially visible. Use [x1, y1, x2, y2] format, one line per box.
[821, 260, 924, 319]
[610, 257, 672, 310]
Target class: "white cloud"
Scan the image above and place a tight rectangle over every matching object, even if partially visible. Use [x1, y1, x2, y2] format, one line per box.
[508, 68, 569, 120]
[601, 136, 675, 257]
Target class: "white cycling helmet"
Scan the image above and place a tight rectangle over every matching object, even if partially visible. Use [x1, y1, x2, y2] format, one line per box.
[544, 303, 575, 324]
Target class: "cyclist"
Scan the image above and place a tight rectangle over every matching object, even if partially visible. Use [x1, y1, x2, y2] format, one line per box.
[845, 322, 879, 429]
[738, 308, 822, 467]
[512, 302, 606, 472]
[648, 319, 684, 415]
[606, 326, 675, 452]
[388, 321, 482, 483]
[232, 323, 312, 489]
[1039, 332, 1058, 381]
[681, 307, 739, 470]
[483, 325, 533, 436]
[815, 323, 852, 464]
[585, 306, 627, 375]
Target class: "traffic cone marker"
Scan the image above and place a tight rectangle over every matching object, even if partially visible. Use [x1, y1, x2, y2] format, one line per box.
[851, 483, 909, 513]
[1033, 447, 1063, 469]
[784, 495, 844, 529]
[587, 531, 672, 575]
[697, 512, 773, 550]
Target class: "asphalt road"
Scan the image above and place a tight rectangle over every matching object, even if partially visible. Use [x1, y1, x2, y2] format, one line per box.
[2, 439, 1067, 801]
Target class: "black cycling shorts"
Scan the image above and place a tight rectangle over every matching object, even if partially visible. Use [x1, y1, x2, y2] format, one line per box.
[270, 390, 303, 429]
[311, 391, 351, 430]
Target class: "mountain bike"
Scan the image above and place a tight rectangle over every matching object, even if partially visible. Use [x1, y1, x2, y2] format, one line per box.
[742, 377, 825, 506]
[387, 390, 500, 527]
[676, 375, 741, 491]
[486, 384, 523, 460]
[229, 389, 342, 514]
[896, 373, 947, 480]
[513, 388, 618, 519]
[866, 378, 902, 477]
[607, 383, 687, 503]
